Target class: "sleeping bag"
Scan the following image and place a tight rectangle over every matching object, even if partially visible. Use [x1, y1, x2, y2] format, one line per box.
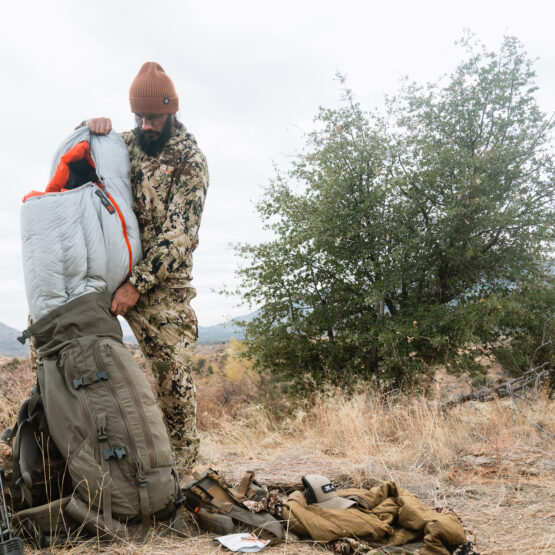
[21, 126, 142, 322]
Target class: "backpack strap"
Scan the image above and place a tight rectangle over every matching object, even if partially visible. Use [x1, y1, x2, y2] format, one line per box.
[96, 413, 113, 531]
[206, 469, 248, 504]
[190, 485, 232, 514]
[227, 504, 284, 541]
[97, 414, 152, 541]
[238, 470, 256, 497]
[10, 387, 47, 508]
[136, 467, 151, 542]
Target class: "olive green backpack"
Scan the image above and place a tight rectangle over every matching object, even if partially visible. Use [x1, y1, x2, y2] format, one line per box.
[7, 292, 180, 543]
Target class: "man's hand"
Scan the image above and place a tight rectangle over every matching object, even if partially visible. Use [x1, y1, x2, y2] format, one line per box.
[110, 282, 140, 316]
[87, 117, 112, 135]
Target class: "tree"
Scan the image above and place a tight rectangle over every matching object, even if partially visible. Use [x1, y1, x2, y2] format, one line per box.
[233, 36, 554, 392]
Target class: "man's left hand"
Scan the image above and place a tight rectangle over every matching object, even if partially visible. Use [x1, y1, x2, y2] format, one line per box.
[111, 282, 140, 316]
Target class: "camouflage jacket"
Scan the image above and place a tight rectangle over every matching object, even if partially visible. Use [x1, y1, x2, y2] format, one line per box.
[120, 121, 209, 295]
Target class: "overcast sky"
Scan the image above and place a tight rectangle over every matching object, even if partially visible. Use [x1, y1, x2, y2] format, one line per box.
[0, 0, 553, 330]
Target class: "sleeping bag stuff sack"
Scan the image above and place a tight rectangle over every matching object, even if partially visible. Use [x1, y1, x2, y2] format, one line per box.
[9, 128, 180, 541]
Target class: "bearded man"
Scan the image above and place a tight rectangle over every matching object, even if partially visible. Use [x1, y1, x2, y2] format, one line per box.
[87, 62, 209, 471]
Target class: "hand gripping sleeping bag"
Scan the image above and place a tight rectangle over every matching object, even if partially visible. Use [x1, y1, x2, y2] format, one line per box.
[10, 128, 180, 542]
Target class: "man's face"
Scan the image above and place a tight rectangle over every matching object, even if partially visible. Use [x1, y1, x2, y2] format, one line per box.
[134, 113, 174, 156]
[135, 113, 168, 137]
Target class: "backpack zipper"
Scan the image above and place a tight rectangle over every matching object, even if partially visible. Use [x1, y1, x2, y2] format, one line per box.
[104, 343, 157, 470]
[94, 339, 153, 524]
[94, 183, 133, 278]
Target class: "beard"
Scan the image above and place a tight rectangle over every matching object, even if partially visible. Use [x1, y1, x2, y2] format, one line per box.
[134, 115, 174, 156]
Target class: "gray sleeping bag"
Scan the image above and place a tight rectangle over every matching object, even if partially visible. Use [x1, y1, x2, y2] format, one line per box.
[21, 127, 142, 321]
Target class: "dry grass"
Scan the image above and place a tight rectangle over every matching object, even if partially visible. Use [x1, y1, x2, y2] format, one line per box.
[1, 347, 553, 554]
[28, 536, 328, 554]
[0, 356, 36, 431]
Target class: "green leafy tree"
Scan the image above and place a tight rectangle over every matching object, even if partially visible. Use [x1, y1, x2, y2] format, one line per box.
[470, 270, 554, 379]
[233, 36, 554, 392]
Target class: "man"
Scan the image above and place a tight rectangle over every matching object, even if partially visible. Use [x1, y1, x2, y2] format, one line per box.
[87, 62, 209, 471]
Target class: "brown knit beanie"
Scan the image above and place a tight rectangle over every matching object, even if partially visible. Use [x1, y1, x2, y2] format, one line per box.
[129, 62, 179, 114]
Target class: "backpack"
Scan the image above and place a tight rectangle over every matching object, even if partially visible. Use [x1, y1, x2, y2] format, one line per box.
[180, 468, 284, 541]
[7, 292, 180, 543]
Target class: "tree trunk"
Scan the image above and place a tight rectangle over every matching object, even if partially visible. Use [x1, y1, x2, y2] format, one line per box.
[370, 346, 379, 381]
[369, 301, 385, 384]
[326, 327, 344, 377]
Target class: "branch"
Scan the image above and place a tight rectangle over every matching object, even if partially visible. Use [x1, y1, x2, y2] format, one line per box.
[441, 365, 553, 410]
[530, 313, 554, 369]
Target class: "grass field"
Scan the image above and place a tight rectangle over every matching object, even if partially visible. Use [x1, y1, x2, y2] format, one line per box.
[0, 342, 553, 554]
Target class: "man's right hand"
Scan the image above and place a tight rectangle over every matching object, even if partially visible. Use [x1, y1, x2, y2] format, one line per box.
[87, 117, 112, 135]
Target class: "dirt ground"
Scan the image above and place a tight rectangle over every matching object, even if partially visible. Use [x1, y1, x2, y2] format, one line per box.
[1, 349, 553, 554]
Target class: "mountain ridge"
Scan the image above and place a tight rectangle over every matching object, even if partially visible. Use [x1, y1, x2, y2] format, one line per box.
[0, 311, 258, 356]
[0, 322, 30, 357]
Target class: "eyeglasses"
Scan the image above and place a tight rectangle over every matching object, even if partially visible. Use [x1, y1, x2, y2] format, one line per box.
[134, 114, 167, 126]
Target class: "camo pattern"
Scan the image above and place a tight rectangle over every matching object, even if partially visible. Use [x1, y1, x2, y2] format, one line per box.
[121, 121, 209, 294]
[243, 490, 286, 519]
[28, 315, 39, 370]
[120, 120, 208, 467]
[124, 281, 200, 467]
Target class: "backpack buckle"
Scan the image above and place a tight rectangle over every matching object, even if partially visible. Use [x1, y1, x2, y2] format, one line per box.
[17, 330, 30, 345]
[97, 425, 107, 442]
[174, 495, 187, 508]
[97, 413, 108, 441]
[104, 446, 127, 461]
[114, 446, 127, 460]
[73, 372, 108, 390]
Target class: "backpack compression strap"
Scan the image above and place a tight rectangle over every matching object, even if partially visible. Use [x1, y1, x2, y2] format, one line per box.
[10, 388, 48, 508]
[137, 468, 151, 541]
[96, 414, 114, 532]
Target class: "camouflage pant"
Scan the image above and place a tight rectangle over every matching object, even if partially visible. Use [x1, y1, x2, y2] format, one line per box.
[124, 282, 200, 471]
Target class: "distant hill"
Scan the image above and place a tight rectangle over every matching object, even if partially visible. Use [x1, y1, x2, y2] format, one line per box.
[197, 310, 259, 343]
[0, 323, 30, 358]
[120, 310, 259, 345]
[0, 310, 258, 356]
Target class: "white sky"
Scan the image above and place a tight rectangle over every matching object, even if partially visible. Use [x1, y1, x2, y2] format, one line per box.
[0, 0, 554, 330]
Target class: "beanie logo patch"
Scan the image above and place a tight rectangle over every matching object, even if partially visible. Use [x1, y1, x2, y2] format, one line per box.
[163, 97, 169, 104]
